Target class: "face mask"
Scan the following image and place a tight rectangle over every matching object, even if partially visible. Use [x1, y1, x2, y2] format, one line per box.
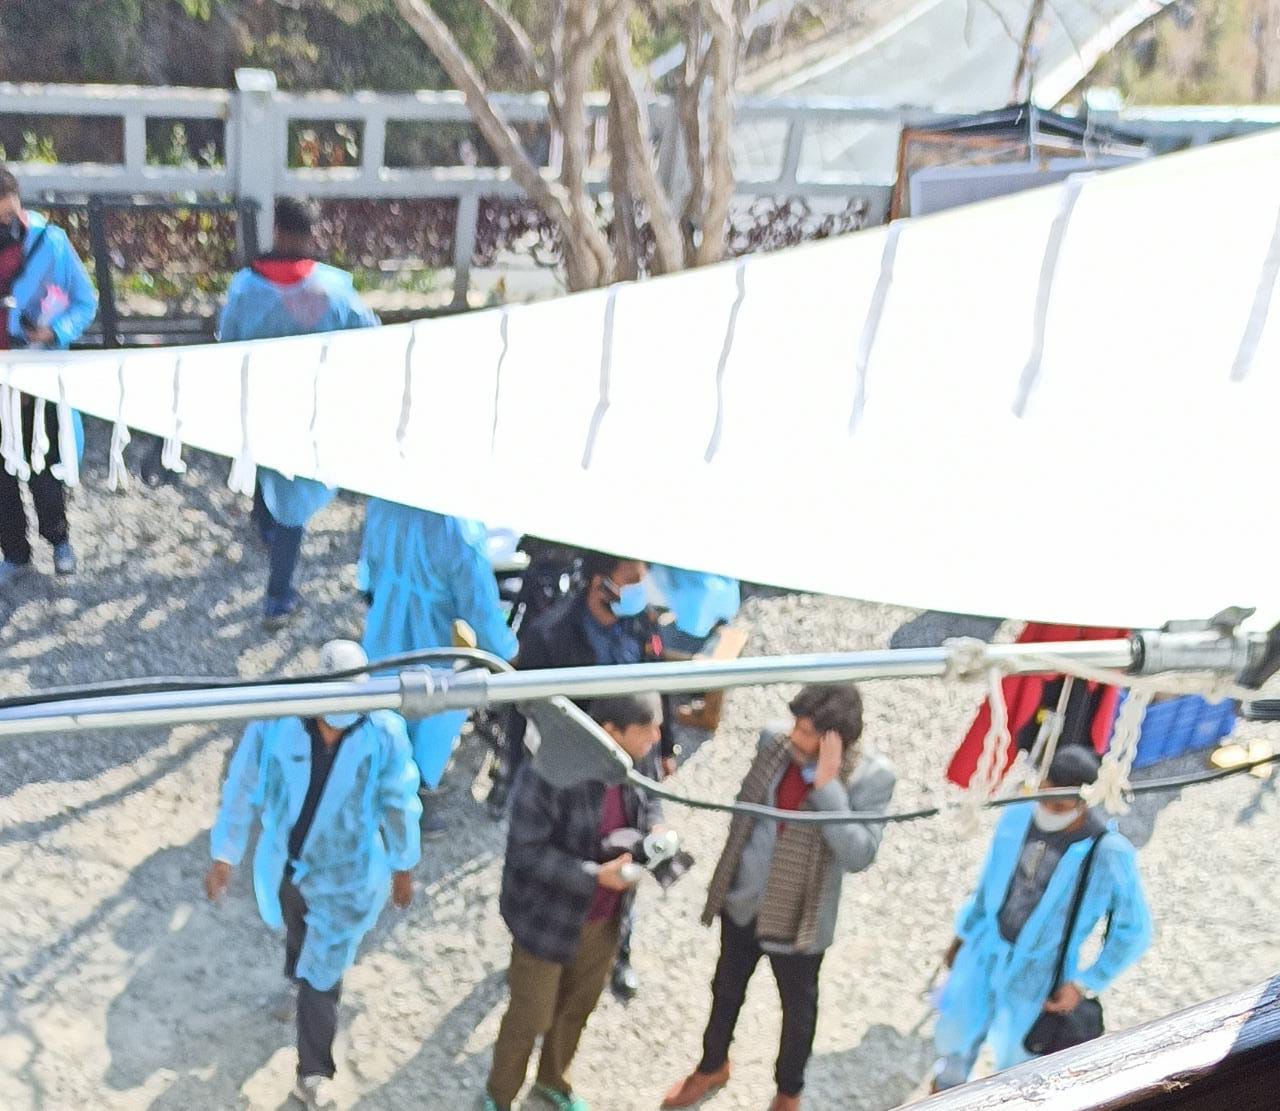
[1032, 803, 1082, 833]
[322, 712, 360, 730]
[0, 215, 24, 250]
[608, 579, 648, 618]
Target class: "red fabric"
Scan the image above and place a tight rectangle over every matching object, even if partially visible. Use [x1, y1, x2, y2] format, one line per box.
[587, 785, 629, 922]
[945, 622, 1128, 788]
[250, 256, 316, 285]
[0, 241, 24, 349]
[774, 761, 812, 834]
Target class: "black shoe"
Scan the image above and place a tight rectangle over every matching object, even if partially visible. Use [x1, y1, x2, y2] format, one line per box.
[611, 958, 639, 1001]
[419, 791, 448, 840]
[486, 774, 510, 821]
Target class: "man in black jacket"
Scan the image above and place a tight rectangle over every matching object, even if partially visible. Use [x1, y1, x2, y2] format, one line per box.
[496, 550, 675, 1000]
[484, 693, 665, 1111]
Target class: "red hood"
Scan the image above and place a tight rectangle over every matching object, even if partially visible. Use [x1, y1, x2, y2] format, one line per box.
[251, 256, 317, 286]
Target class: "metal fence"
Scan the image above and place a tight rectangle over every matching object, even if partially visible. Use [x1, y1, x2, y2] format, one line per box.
[3, 71, 1278, 312]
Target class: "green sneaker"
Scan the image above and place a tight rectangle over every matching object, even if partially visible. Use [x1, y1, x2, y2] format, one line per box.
[532, 1084, 589, 1111]
[481, 1097, 506, 1111]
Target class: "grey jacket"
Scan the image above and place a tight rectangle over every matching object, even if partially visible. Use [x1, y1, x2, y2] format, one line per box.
[724, 725, 897, 954]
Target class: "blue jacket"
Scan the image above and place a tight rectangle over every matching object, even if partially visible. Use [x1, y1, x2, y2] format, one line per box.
[218, 261, 377, 527]
[935, 803, 1152, 1071]
[7, 212, 97, 348]
[358, 500, 518, 787]
[209, 711, 422, 991]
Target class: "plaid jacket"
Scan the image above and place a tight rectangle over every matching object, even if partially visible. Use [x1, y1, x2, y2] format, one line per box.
[500, 753, 663, 964]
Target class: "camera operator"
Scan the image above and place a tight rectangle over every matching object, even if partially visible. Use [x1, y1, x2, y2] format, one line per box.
[483, 692, 666, 1111]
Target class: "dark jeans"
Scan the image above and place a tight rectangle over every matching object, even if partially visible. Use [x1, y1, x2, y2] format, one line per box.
[252, 482, 305, 607]
[698, 914, 824, 1097]
[280, 874, 342, 1080]
[0, 393, 69, 565]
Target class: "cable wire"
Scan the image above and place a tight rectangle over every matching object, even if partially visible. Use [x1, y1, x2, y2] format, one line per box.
[627, 752, 1279, 826]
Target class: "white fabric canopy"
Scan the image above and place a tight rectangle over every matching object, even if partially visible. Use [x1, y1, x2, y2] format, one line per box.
[5, 130, 1280, 629]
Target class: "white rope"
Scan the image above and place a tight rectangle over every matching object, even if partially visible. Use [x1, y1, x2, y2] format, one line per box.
[1084, 686, 1152, 813]
[0, 382, 28, 479]
[944, 637, 1014, 834]
[29, 397, 50, 475]
[227, 351, 256, 496]
[309, 342, 334, 486]
[160, 355, 187, 475]
[50, 371, 79, 488]
[106, 359, 130, 491]
[395, 327, 418, 459]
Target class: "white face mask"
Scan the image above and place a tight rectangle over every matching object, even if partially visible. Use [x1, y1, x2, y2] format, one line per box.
[1032, 803, 1083, 832]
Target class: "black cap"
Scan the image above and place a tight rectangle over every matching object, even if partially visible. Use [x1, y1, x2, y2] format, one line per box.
[1047, 745, 1102, 788]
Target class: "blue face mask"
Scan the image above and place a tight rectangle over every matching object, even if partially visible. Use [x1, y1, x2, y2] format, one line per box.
[609, 579, 648, 618]
[323, 712, 361, 730]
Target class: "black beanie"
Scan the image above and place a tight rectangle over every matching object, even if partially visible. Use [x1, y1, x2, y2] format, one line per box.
[1047, 744, 1102, 788]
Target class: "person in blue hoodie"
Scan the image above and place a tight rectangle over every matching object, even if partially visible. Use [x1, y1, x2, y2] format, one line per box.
[0, 166, 97, 588]
[358, 500, 518, 834]
[218, 197, 377, 629]
[205, 639, 422, 1111]
[931, 745, 1152, 1090]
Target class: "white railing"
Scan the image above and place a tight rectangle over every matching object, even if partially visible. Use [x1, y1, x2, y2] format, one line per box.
[2, 71, 1276, 304]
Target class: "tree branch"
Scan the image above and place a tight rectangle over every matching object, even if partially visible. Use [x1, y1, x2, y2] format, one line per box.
[394, 0, 568, 221]
[472, 0, 552, 91]
[695, 7, 737, 264]
[604, 29, 685, 274]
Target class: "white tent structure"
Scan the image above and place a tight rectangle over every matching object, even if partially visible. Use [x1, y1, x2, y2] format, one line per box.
[3, 130, 1280, 629]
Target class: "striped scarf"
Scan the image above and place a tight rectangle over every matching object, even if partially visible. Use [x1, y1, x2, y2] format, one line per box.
[702, 732, 860, 951]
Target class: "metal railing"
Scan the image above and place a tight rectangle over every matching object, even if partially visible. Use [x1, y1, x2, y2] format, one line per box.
[4, 72, 1278, 306]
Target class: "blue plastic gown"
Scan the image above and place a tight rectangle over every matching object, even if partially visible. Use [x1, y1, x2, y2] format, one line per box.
[358, 499, 519, 787]
[218, 263, 378, 528]
[209, 711, 422, 991]
[934, 803, 1152, 1075]
[649, 565, 741, 639]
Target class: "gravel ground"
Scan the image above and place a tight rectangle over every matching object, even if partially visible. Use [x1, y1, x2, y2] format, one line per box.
[2, 420, 1279, 1111]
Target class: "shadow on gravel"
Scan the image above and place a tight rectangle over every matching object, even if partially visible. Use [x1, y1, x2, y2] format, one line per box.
[0, 432, 367, 799]
[353, 968, 508, 1110]
[808, 1022, 932, 1110]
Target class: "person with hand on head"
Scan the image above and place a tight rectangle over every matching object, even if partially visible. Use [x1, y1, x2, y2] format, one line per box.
[483, 692, 666, 1111]
[204, 639, 421, 1111]
[930, 744, 1152, 1091]
[0, 165, 97, 588]
[662, 683, 896, 1111]
[217, 196, 377, 630]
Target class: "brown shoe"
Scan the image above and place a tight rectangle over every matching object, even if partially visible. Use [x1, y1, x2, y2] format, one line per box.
[767, 1094, 800, 1111]
[661, 1063, 731, 1108]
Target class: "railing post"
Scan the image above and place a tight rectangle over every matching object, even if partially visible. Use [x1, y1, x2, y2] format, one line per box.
[452, 191, 480, 309]
[232, 68, 279, 256]
[86, 197, 120, 349]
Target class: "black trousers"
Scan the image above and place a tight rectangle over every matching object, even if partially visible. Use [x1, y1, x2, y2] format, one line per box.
[698, 914, 824, 1097]
[0, 394, 69, 565]
[280, 875, 342, 1080]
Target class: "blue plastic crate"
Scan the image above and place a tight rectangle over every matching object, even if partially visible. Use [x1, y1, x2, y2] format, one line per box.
[1110, 692, 1237, 768]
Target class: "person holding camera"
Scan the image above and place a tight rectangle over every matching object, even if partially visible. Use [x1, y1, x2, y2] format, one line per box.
[497, 549, 676, 1000]
[0, 166, 98, 587]
[662, 683, 896, 1111]
[483, 692, 666, 1111]
[929, 745, 1151, 1090]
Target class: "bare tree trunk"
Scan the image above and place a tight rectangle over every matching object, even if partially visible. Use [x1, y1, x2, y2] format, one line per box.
[607, 89, 641, 282]
[697, 11, 738, 265]
[604, 32, 686, 275]
[396, 0, 616, 291]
